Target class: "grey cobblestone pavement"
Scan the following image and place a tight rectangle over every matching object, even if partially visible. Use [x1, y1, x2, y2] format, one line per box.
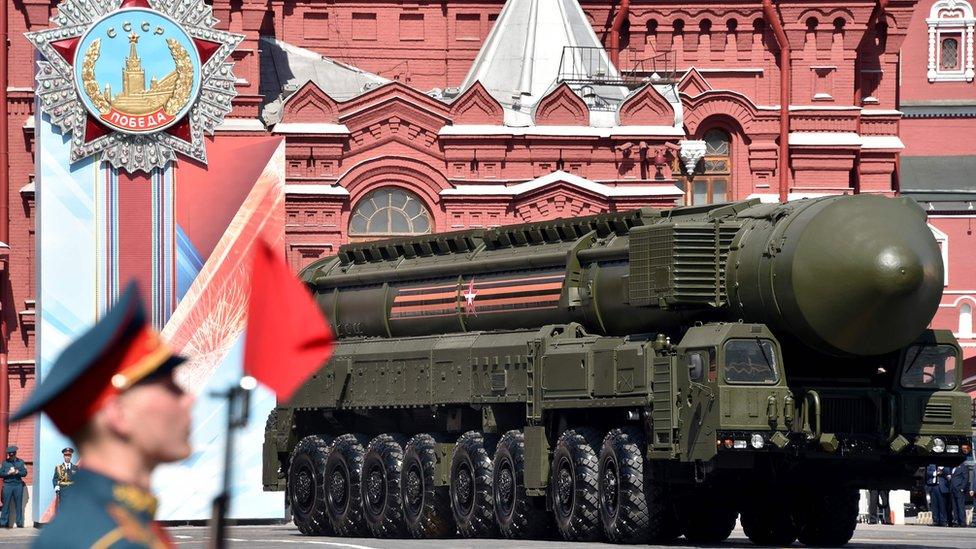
[0, 523, 974, 548]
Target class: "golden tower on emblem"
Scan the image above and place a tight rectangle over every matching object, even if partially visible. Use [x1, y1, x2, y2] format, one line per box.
[82, 31, 194, 117]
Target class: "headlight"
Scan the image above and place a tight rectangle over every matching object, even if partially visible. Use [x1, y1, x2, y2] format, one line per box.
[750, 433, 765, 449]
[932, 437, 946, 453]
[733, 440, 748, 449]
[947, 445, 960, 454]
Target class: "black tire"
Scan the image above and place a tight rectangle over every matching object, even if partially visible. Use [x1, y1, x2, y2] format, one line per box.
[265, 408, 279, 432]
[550, 428, 603, 541]
[361, 434, 409, 538]
[645, 462, 681, 543]
[741, 491, 798, 546]
[450, 430, 500, 538]
[794, 488, 858, 547]
[493, 430, 551, 539]
[323, 433, 369, 536]
[598, 427, 650, 543]
[287, 435, 334, 535]
[401, 433, 455, 538]
[681, 494, 737, 543]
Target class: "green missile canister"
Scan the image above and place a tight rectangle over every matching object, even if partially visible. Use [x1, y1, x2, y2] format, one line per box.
[301, 195, 943, 357]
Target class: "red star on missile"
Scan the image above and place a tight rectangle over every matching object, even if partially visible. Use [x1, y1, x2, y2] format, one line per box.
[46, 0, 224, 144]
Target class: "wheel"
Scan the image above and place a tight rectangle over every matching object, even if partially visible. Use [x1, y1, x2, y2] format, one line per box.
[550, 428, 603, 541]
[598, 427, 650, 543]
[450, 431, 499, 538]
[287, 435, 333, 535]
[265, 408, 279, 432]
[400, 433, 455, 538]
[794, 487, 858, 546]
[323, 433, 369, 536]
[680, 494, 737, 543]
[645, 463, 681, 543]
[741, 491, 798, 546]
[361, 434, 409, 538]
[493, 430, 551, 539]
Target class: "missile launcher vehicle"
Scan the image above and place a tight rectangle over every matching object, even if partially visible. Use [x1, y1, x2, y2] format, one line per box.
[263, 195, 972, 545]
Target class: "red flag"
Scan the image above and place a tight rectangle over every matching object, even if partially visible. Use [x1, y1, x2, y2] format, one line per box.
[244, 239, 334, 401]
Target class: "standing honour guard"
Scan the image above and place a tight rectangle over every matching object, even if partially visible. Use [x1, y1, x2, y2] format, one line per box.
[11, 281, 193, 548]
[53, 447, 77, 510]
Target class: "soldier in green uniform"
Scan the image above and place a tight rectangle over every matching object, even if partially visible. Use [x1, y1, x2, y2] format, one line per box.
[0, 445, 28, 527]
[52, 447, 77, 510]
[11, 282, 194, 548]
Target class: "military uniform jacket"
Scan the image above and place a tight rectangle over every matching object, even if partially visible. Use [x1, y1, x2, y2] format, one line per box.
[53, 462, 77, 489]
[34, 470, 173, 549]
[0, 458, 27, 485]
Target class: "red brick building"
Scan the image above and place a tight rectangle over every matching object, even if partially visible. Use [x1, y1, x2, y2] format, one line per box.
[898, 0, 976, 387]
[2, 0, 974, 480]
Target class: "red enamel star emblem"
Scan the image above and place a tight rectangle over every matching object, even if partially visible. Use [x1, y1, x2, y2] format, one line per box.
[27, 0, 244, 171]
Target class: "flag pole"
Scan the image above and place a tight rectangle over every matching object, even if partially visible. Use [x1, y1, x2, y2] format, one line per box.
[207, 375, 255, 549]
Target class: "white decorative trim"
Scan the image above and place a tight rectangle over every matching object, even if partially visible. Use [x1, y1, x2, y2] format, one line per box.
[929, 223, 950, 287]
[284, 184, 350, 196]
[860, 136, 906, 150]
[788, 105, 862, 111]
[789, 132, 862, 146]
[927, 0, 976, 82]
[782, 132, 904, 149]
[679, 67, 765, 74]
[746, 192, 845, 204]
[438, 124, 685, 138]
[861, 109, 903, 115]
[678, 140, 707, 174]
[216, 118, 268, 132]
[441, 170, 683, 198]
[272, 122, 351, 135]
[945, 295, 976, 307]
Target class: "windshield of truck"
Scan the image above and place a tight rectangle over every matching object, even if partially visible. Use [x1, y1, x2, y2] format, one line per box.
[723, 339, 778, 384]
[901, 344, 957, 390]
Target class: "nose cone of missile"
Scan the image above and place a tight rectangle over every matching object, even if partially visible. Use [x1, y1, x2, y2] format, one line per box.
[789, 196, 943, 356]
[873, 244, 925, 297]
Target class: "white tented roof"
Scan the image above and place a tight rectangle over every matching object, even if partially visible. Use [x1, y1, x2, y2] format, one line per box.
[458, 0, 630, 126]
[259, 37, 389, 125]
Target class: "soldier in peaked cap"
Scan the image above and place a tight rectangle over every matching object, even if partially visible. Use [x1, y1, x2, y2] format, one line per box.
[11, 281, 194, 548]
[52, 447, 77, 510]
[0, 445, 28, 527]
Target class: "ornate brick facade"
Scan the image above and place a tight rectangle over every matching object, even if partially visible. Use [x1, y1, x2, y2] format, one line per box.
[4, 0, 975, 464]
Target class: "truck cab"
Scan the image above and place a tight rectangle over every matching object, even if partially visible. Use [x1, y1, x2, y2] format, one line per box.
[664, 323, 793, 463]
[895, 329, 972, 459]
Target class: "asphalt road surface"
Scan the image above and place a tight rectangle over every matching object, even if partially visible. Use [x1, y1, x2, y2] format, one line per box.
[0, 523, 975, 548]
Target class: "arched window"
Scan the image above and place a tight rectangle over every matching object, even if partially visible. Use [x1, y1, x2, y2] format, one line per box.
[960, 303, 973, 336]
[927, 0, 975, 82]
[349, 187, 432, 240]
[941, 37, 960, 69]
[690, 129, 731, 205]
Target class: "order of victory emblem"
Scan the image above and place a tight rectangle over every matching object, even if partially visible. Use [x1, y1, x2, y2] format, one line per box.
[27, 0, 243, 172]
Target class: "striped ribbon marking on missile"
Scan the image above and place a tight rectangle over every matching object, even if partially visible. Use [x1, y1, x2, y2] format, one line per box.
[390, 272, 566, 319]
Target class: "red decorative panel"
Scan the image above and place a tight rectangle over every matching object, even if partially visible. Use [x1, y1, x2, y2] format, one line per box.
[618, 84, 675, 126]
[534, 83, 588, 126]
[280, 81, 341, 123]
[450, 81, 504, 124]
